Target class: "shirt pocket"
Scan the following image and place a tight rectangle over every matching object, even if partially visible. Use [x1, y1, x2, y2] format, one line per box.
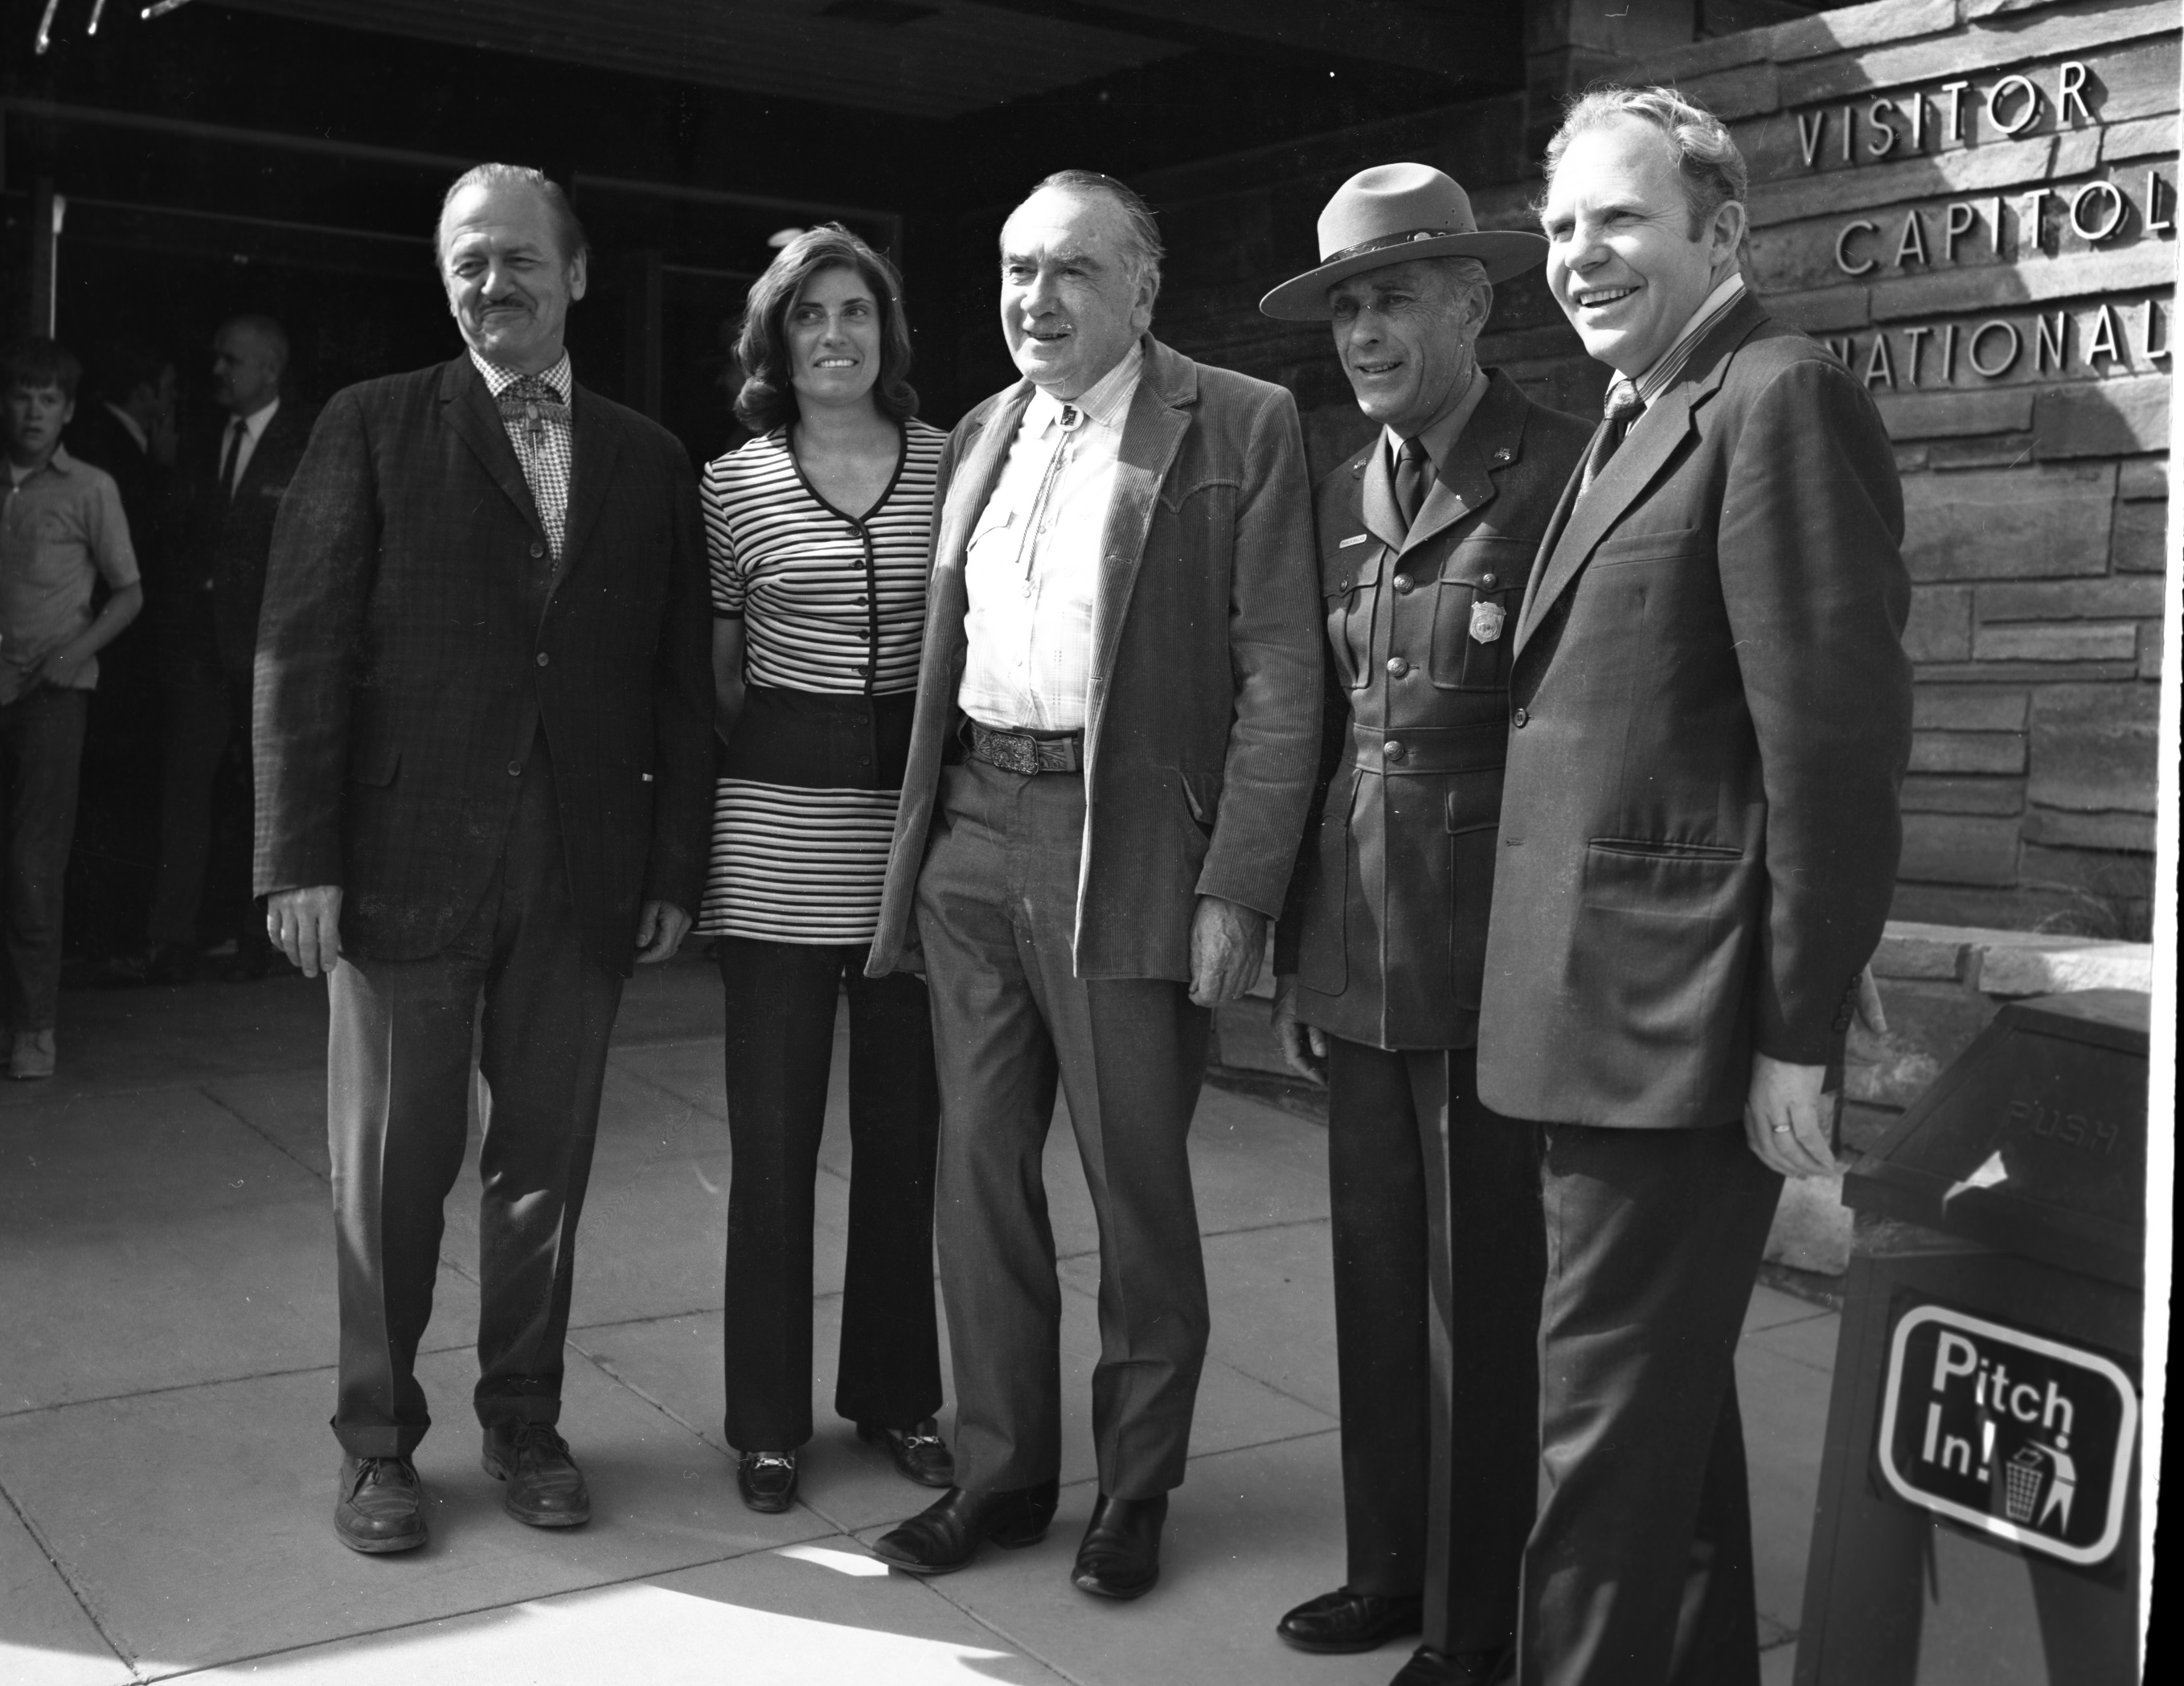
[1321, 543, 1382, 691]
[1427, 537, 1531, 691]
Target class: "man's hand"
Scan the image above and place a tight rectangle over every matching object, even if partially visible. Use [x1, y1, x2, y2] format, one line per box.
[1270, 976, 1328, 1085]
[635, 900, 691, 965]
[1853, 963, 1887, 1036]
[1188, 896, 1266, 1008]
[267, 885, 343, 978]
[1743, 1052, 1839, 1179]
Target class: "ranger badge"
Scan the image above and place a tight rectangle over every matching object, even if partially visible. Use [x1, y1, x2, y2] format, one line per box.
[1469, 599, 1506, 643]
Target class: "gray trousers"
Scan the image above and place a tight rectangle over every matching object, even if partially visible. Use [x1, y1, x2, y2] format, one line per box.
[915, 757, 1211, 1499]
[325, 736, 625, 1458]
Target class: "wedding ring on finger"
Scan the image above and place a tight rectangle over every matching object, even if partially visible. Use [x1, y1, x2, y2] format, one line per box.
[1769, 1123, 1792, 1134]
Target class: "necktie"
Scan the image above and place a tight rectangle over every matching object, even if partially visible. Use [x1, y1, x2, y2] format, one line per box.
[1392, 434, 1431, 532]
[221, 416, 248, 499]
[497, 375, 567, 449]
[1578, 375, 1643, 498]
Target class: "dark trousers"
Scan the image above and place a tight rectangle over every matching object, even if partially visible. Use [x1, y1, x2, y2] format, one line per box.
[1518, 1120, 1783, 1686]
[1326, 1037, 1543, 1652]
[325, 739, 624, 1458]
[0, 687, 88, 1032]
[147, 654, 252, 950]
[716, 935, 943, 1451]
[916, 757, 1211, 1499]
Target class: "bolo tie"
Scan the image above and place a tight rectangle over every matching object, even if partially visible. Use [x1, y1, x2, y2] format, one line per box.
[1014, 401, 1084, 596]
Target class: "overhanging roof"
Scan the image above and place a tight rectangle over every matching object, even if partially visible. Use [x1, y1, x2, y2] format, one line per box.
[220, 0, 1190, 119]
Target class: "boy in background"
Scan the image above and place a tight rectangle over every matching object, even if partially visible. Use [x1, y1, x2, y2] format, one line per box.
[2, 337, 141, 1079]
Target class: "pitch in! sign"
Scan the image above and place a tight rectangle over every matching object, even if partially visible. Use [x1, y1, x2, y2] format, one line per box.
[1876, 1304, 2137, 1565]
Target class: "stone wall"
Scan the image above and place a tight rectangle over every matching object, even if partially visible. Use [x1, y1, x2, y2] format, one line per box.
[1624, 0, 2174, 938]
[994, 0, 2174, 933]
[1764, 918, 2157, 1272]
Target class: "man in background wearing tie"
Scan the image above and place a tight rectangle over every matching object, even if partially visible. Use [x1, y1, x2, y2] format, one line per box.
[866, 170, 1321, 1599]
[109, 314, 312, 984]
[1481, 88, 1912, 1684]
[1257, 164, 1590, 1686]
[254, 163, 711, 1554]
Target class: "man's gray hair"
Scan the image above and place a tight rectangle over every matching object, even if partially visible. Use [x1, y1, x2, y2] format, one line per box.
[436, 163, 591, 269]
[1014, 169, 1164, 301]
[1545, 85, 1748, 237]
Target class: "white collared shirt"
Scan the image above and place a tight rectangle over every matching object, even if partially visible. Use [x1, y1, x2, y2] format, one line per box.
[958, 344, 1143, 732]
[219, 396, 281, 491]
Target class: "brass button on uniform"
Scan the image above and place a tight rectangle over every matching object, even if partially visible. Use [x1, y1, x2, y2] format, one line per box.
[1392, 573, 1413, 594]
[1512, 707, 1530, 728]
[1383, 740, 1406, 763]
[529, 541, 545, 559]
[535, 651, 549, 667]
[1480, 572, 1497, 588]
[1336, 573, 1353, 592]
[1386, 656, 1409, 678]
[507, 761, 522, 777]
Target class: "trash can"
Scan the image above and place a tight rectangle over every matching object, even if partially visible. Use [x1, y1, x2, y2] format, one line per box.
[1794, 988, 2148, 1686]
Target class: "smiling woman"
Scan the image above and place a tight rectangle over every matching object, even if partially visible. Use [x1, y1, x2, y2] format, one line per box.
[695, 224, 952, 1517]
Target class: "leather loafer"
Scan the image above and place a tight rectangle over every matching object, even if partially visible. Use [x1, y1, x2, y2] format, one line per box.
[1277, 1587, 1425, 1653]
[869, 1479, 1059, 1574]
[1070, 1491, 1166, 1600]
[736, 1450, 799, 1513]
[334, 1454, 428, 1553]
[1390, 1643, 1516, 1685]
[857, 1417, 955, 1488]
[481, 1421, 591, 1528]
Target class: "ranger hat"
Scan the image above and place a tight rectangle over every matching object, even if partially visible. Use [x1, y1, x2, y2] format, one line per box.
[1258, 162, 1547, 321]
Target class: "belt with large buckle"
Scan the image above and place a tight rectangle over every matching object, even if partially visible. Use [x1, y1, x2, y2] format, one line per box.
[969, 721, 1083, 775]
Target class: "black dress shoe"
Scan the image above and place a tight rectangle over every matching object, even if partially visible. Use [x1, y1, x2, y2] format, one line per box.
[1277, 1587, 1425, 1653]
[868, 1479, 1059, 1574]
[334, 1454, 428, 1553]
[1070, 1491, 1166, 1600]
[736, 1450, 799, 1513]
[858, 1417, 955, 1488]
[481, 1421, 591, 1527]
[1389, 1643, 1516, 1685]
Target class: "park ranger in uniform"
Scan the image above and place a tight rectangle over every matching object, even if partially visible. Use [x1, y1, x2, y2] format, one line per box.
[1260, 164, 1592, 1686]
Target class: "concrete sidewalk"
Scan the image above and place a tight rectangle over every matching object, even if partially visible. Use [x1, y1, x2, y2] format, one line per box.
[2, 960, 1838, 1684]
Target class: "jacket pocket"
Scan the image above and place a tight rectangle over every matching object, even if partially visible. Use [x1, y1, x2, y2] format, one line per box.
[1322, 548, 1381, 690]
[1427, 537, 1530, 691]
[1591, 525, 1706, 569]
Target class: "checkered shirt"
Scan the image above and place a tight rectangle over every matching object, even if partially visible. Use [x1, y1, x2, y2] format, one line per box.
[470, 350, 575, 558]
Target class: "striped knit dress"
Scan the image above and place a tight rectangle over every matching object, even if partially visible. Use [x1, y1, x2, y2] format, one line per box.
[697, 420, 943, 944]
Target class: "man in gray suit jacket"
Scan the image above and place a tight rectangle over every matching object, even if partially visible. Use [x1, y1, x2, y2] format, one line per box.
[866, 170, 1321, 1599]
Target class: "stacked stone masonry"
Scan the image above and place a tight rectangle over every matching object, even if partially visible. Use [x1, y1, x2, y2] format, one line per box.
[1081, 0, 2171, 936]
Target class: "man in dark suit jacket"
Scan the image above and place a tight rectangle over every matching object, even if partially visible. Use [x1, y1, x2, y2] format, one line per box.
[865, 171, 1321, 1598]
[1258, 165, 1591, 1686]
[109, 317, 316, 982]
[1478, 89, 1912, 1684]
[254, 164, 711, 1555]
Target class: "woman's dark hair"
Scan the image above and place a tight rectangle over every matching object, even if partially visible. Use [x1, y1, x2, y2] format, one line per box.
[734, 224, 916, 433]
